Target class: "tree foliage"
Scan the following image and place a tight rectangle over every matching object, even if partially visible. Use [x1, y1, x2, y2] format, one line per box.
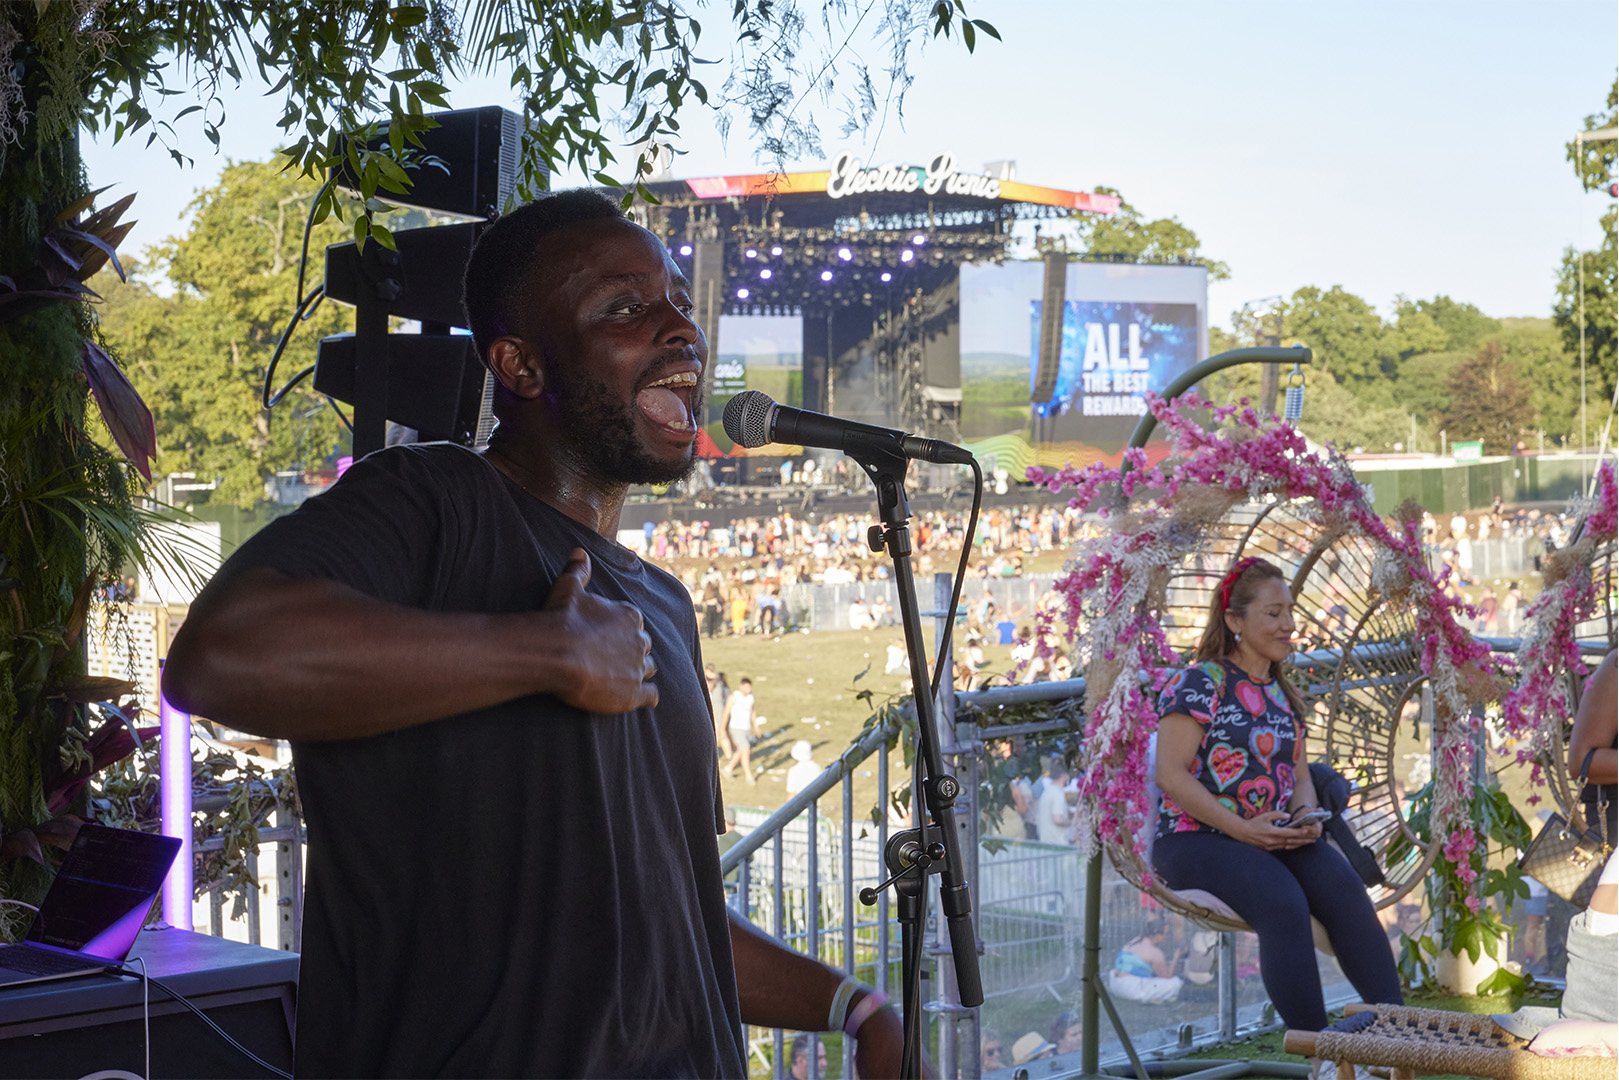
[1213, 288, 1572, 453]
[1441, 342, 1535, 455]
[1552, 78, 1618, 441]
[1055, 187, 1229, 280]
[96, 161, 355, 508]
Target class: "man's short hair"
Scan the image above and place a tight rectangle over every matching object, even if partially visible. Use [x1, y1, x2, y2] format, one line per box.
[461, 188, 628, 362]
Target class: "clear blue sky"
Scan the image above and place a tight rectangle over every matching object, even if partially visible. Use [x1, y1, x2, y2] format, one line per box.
[83, 0, 1615, 328]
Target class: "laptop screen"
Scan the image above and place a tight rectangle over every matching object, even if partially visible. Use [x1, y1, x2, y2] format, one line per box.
[26, 824, 181, 959]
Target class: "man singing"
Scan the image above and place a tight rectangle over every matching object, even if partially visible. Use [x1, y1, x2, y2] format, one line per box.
[164, 190, 901, 1077]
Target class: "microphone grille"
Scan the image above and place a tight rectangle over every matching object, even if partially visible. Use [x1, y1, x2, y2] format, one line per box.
[722, 390, 776, 449]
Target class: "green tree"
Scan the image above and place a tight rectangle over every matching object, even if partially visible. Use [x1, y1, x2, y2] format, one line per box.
[1494, 319, 1581, 445]
[1388, 295, 1500, 359]
[98, 161, 355, 507]
[1057, 187, 1230, 280]
[1201, 358, 1413, 453]
[1552, 78, 1618, 443]
[0, 0, 996, 921]
[1280, 285, 1391, 388]
[1442, 341, 1534, 455]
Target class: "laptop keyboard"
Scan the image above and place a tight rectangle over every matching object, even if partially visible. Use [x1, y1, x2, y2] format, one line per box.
[0, 945, 101, 975]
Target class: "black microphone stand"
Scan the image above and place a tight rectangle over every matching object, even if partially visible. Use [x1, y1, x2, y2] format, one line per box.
[848, 445, 983, 1079]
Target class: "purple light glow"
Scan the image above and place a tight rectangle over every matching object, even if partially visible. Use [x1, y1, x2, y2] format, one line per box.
[820, 270, 834, 282]
[159, 678, 193, 931]
[679, 244, 693, 256]
[880, 272, 892, 282]
[759, 268, 772, 280]
[736, 287, 750, 299]
[900, 250, 914, 263]
[837, 247, 853, 261]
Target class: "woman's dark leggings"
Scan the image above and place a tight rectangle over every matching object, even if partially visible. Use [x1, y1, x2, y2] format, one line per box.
[1153, 832, 1403, 1031]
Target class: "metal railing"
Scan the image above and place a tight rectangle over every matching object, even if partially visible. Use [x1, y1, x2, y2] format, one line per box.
[193, 810, 304, 952]
[184, 619, 1610, 1077]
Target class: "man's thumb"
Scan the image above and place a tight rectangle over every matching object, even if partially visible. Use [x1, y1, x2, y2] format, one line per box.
[545, 549, 591, 606]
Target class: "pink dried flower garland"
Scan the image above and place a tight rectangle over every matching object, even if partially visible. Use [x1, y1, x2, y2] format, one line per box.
[1031, 393, 1496, 884]
[1501, 459, 1616, 796]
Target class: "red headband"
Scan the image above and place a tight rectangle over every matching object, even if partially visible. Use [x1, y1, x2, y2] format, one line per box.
[1217, 556, 1266, 612]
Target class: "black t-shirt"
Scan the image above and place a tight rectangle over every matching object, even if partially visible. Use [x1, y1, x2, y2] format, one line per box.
[213, 444, 743, 1078]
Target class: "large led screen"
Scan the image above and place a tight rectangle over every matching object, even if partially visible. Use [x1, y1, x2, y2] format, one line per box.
[959, 260, 1207, 476]
[705, 313, 803, 453]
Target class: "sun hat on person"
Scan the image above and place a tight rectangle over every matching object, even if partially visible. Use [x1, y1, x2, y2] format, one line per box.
[1011, 1031, 1057, 1064]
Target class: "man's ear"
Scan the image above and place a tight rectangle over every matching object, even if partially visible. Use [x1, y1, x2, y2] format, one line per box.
[485, 337, 545, 399]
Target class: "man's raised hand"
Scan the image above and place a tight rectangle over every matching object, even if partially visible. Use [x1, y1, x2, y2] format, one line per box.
[540, 549, 659, 713]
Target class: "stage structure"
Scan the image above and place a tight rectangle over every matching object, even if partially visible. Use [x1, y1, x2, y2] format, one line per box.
[636, 154, 1205, 472]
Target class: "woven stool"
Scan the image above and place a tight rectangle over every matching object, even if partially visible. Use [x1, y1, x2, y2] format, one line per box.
[1283, 1002, 1614, 1080]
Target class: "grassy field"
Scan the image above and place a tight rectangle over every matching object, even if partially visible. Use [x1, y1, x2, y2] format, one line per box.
[699, 627, 1022, 819]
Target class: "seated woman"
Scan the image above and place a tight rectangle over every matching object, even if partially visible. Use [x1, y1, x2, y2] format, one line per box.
[1106, 913, 1185, 1004]
[1152, 557, 1402, 1039]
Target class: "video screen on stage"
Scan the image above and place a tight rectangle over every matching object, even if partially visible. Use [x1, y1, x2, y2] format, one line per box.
[706, 314, 804, 453]
[959, 260, 1207, 475]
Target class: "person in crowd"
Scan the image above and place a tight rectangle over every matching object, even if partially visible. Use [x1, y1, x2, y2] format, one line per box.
[706, 664, 734, 762]
[980, 1029, 1005, 1073]
[701, 578, 726, 639]
[785, 739, 821, 797]
[161, 190, 901, 1076]
[1011, 1032, 1056, 1066]
[1569, 650, 1616, 843]
[724, 677, 762, 785]
[1477, 587, 1499, 635]
[1035, 757, 1074, 845]
[1106, 913, 1185, 1005]
[1152, 557, 1402, 1045]
[1048, 1009, 1084, 1054]
[787, 1034, 827, 1080]
[729, 572, 751, 635]
[885, 640, 908, 676]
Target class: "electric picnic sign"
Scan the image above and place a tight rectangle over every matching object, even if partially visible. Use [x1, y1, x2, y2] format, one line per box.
[824, 151, 1003, 200]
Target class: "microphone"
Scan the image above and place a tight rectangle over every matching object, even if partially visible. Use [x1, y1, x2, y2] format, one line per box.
[722, 390, 974, 465]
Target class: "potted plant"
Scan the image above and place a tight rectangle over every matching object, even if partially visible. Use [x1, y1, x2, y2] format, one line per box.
[1392, 775, 1532, 995]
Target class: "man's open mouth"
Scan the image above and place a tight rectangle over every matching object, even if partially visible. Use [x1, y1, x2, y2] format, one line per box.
[637, 370, 699, 433]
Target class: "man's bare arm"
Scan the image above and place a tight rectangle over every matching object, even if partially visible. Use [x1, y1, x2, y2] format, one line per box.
[728, 910, 905, 1075]
[163, 550, 656, 741]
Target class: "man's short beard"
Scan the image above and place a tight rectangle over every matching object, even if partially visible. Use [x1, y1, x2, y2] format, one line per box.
[558, 372, 702, 486]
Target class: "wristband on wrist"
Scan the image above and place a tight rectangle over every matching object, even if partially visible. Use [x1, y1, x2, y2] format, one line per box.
[843, 989, 892, 1039]
[827, 975, 859, 1033]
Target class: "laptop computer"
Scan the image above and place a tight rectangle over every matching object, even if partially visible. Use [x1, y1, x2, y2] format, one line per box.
[0, 822, 181, 988]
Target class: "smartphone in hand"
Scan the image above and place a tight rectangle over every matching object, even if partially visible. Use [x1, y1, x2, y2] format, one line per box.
[1288, 807, 1332, 828]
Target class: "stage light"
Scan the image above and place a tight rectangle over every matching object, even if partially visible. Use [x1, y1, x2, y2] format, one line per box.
[159, 677, 193, 931]
[880, 272, 892, 282]
[737, 287, 750, 299]
[837, 247, 853, 261]
[679, 244, 693, 256]
[820, 270, 834, 282]
[771, 245, 783, 256]
[759, 268, 772, 280]
[911, 234, 926, 245]
[745, 248, 758, 258]
[900, 249, 914, 263]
